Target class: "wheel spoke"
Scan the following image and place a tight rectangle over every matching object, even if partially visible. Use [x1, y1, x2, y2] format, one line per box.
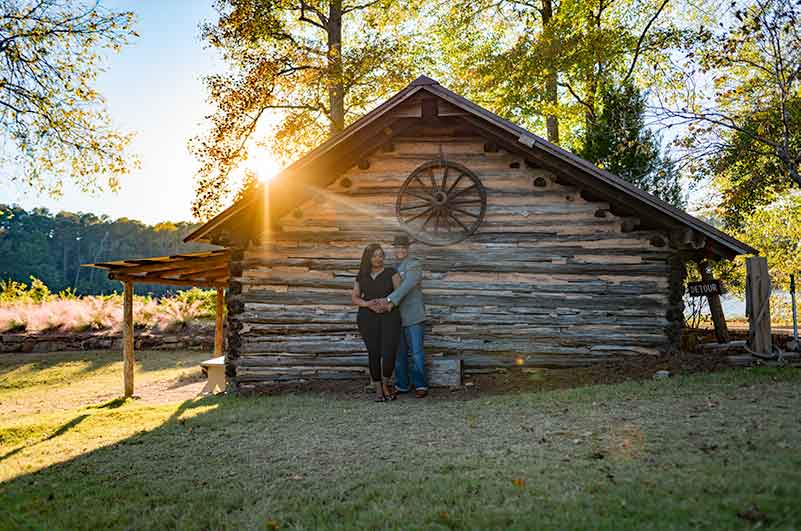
[428, 167, 437, 190]
[413, 175, 428, 189]
[449, 184, 478, 201]
[406, 207, 434, 223]
[441, 164, 449, 191]
[446, 173, 465, 195]
[446, 211, 470, 232]
[421, 209, 436, 229]
[404, 190, 433, 202]
[400, 203, 430, 211]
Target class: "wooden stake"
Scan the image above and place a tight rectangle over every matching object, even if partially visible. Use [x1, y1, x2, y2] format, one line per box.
[698, 261, 729, 343]
[123, 280, 134, 397]
[215, 287, 225, 356]
[746, 256, 772, 355]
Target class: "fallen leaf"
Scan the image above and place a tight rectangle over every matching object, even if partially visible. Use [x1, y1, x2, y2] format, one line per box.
[511, 478, 525, 489]
[737, 505, 769, 523]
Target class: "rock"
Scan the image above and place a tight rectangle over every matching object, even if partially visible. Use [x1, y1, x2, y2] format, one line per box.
[654, 370, 671, 379]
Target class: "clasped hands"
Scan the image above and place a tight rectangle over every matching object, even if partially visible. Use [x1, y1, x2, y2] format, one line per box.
[365, 298, 393, 313]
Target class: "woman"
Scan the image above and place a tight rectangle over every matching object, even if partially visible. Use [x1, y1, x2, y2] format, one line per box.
[352, 243, 402, 402]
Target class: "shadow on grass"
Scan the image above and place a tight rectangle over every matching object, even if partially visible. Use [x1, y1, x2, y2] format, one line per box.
[86, 397, 131, 410]
[0, 350, 213, 383]
[0, 413, 90, 462]
[1, 394, 238, 529]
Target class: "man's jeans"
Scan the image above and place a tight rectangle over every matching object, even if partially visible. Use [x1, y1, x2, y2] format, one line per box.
[394, 323, 427, 391]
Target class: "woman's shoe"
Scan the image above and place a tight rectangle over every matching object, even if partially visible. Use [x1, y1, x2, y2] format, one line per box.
[382, 383, 397, 401]
[415, 389, 428, 398]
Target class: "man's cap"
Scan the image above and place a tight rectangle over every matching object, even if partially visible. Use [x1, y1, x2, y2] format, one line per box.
[392, 234, 411, 247]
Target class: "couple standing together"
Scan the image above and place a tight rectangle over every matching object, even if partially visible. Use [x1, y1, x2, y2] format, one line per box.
[351, 235, 427, 402]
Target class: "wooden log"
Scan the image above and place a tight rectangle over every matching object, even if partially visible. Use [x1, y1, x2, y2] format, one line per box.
[746, 256, 772, 355]
[123, 280, 134, 398]
[235, 289, 669, 311]
[428, 358, 462, 386]
[215, 287, 225, 356]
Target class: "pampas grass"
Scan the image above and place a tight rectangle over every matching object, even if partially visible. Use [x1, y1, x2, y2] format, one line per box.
[0, 292, 217, 334]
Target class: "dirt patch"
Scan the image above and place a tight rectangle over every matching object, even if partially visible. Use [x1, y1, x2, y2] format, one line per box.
[243, 350, 738, 401]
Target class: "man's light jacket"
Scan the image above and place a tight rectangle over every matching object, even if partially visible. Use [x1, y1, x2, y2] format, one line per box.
[388, 257, 425, 326]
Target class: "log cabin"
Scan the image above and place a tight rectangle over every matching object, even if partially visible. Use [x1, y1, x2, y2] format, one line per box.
[183, 75, 756, 392]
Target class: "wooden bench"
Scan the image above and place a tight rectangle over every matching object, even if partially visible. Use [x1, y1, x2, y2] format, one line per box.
[200, 356, 225, 394]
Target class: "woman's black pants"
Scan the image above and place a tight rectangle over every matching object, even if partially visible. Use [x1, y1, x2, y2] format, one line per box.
[358, 311, 400, 382]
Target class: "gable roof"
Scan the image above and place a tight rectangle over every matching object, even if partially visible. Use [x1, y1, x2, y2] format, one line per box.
[184, 75, 756, 258]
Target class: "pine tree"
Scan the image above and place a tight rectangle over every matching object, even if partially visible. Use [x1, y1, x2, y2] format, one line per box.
[582, 81, 684, 208]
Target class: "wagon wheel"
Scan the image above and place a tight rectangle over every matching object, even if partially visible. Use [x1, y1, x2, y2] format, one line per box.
[396, 160, 487, 246]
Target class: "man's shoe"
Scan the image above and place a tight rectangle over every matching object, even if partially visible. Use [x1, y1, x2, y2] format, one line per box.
[415, 389, 428, 398]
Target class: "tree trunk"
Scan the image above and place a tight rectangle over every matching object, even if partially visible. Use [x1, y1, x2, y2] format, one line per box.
[327, 1, 345, 135]
[541, 0, 559, 145]
[584, 1, 602, 134]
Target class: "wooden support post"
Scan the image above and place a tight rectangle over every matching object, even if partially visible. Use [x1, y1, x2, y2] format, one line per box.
[698, 261, 729, 343]
[123, 280, 134, 397]
[215, 287, 225, 356]
[746, 256, 772, 355]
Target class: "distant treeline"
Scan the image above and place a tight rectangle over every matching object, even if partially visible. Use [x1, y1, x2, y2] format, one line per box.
[0, 205, 215, 296]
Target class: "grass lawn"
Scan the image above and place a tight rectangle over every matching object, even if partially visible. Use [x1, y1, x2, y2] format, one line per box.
[1, 351, 800, 530]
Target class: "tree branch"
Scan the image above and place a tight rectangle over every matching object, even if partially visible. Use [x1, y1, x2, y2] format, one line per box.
[623, 0, 670, 83]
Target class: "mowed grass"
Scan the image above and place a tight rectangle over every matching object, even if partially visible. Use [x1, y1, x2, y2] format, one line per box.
[0, 353, 800, 530]
[0, 350, 208, 422]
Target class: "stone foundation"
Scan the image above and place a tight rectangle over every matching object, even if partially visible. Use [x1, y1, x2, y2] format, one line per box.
[0, 330, 215, 354]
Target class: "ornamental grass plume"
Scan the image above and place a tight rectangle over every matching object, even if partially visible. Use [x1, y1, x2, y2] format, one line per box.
[155, 298, 205, 332]
[0, 281, 217, 334]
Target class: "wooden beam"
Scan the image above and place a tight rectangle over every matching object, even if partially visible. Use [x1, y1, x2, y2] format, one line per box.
[109, 273, 228, 288]
[698, 261, 730, 343]
[215, 287, 225, 356]
[123, 280, 134, 398]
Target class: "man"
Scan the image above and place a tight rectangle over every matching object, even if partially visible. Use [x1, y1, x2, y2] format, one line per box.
[382, 234, 427, 397]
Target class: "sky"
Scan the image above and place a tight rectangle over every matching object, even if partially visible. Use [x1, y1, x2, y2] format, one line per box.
[0, 1, 280, 225]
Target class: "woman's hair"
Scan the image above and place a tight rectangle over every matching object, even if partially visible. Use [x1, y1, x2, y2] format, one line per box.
[358, 243, 383, 281]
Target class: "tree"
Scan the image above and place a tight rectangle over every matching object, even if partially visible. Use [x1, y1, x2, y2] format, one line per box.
[434, 0, 677, 147]
[582, 81, 684, 207]
[0, 205, 212, 295]
[0, 0, 138, 197]
[663, 0, 801, 227]
[736, 192, 801, 290]
[190, 0, 428, 220]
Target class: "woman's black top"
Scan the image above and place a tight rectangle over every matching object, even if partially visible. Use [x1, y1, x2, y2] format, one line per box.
[356, 268, 400, 322]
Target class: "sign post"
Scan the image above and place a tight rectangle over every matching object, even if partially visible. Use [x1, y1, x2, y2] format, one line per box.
[791, 274, 799, 348]
[694, 262, 730, 344]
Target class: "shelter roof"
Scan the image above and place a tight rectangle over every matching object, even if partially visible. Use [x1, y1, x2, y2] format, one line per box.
[84, 249, 229, 288]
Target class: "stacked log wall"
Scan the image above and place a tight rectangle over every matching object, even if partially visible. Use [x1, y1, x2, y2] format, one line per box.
[226, 135, 684, 389]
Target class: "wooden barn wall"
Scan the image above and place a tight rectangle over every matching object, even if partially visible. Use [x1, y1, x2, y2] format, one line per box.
[226, 134, 685, 389]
